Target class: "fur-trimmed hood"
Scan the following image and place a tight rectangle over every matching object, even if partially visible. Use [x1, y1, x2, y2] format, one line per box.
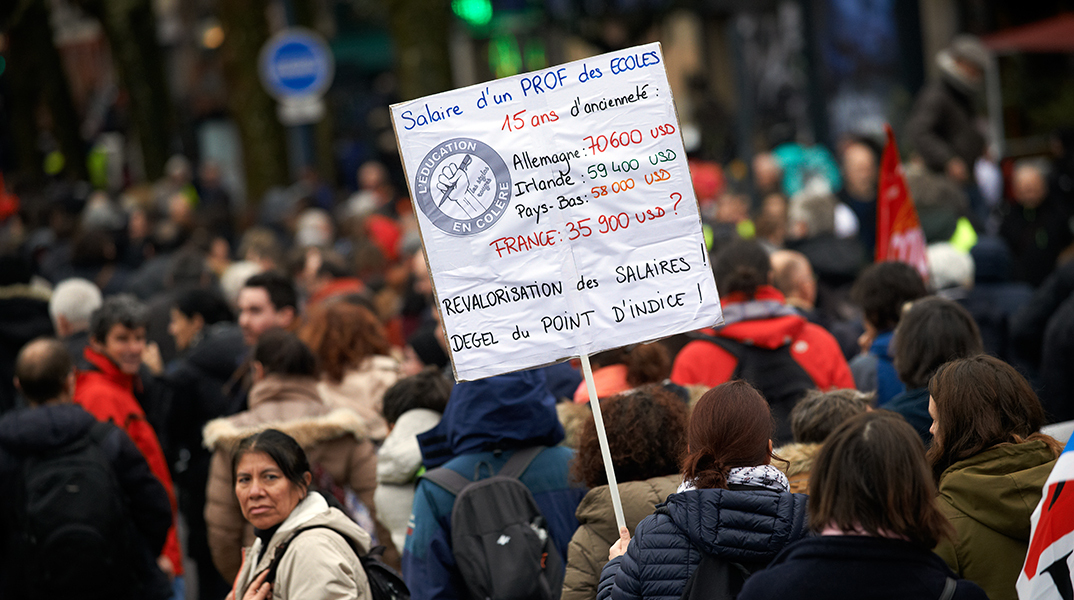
[202, 375, 371, 452]
[775, 442, 821, 479]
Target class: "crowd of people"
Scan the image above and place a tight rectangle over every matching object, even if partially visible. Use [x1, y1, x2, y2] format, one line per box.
[0, 33, 1072, 600]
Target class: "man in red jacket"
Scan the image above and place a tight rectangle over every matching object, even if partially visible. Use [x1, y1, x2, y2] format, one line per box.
[672, 240, 854, 442]
[74, 294, 184, 589]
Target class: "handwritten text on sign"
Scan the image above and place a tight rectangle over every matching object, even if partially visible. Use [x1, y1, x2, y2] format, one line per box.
[392, 43, 723, 381]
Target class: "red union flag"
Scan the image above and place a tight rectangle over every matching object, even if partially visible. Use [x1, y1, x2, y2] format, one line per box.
[876, 124, 929, 281]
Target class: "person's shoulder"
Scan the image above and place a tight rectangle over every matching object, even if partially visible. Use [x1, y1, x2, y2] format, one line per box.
[797, 321, 845, 351]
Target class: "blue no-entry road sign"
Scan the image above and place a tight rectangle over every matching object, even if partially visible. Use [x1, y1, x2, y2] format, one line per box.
[259, 28, 335, 100]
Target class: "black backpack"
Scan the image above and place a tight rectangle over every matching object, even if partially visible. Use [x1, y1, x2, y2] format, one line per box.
[694, 333, 815, 443]
[264, 524, 409, 600]
[679, 553, 752, 600]
[422, 446, 563, 600]
[12, 421, 135, 600]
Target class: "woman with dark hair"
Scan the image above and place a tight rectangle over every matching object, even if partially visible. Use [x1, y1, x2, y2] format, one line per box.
[670, 239, 853, 442]
[887, 297, 983, 443]
[927, 355, 1062, 600]
[563, 386, 687, 600]
[299, 301, 400, 441]
[737, 411, 987, 600]
[204, 329, 392, 583]
[227, 429, 373, 600]
[572, 343, 677, 403]
[597, 381, 809, 600]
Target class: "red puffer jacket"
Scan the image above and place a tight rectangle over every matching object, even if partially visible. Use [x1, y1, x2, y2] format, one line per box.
[74, 346, 184, 578]
[671, 286, 854, 391]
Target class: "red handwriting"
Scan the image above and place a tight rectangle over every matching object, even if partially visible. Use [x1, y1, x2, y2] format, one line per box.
[591, 179, 635, 198]
[584, 130, 642, 154]
[501, 109, 559, 132]
[650, 123, 676, 139]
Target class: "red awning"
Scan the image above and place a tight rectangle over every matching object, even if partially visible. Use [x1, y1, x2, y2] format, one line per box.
[982, 13, 1074, 53]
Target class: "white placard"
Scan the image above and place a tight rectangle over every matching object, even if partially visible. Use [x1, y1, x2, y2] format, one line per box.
[391, 42, 723, 381]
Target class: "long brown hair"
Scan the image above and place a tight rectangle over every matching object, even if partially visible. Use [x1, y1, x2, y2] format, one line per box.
[298, 301, 392, 383]
[927, 355, 1062, 480]
[681, 380, 773, 489]
[809, 411, 953, 549]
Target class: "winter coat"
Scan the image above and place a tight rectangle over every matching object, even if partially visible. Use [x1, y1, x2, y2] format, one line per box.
[74, 346, 184, 577]
[597, 486, 809, 600]
[402, 370, 587, 600]
[563, 475, 681, 600]
[1010, 259, 1074, 369]
[0, 403, 172, 599]
[232, 492, 372, 600]
[317, 355, 401, 442]
[203, 374, 388, 582]
[905, 78, 985, 174]
[374, 408, 442, 551]
[1040, 294, 1074, 422]
[886, 388, 932, 444]
[934, 439, 1059, 600]
[999, 195, 1074, 288]
[960, 237, 1034, 365]
[163, 322, 247, 596]
[848, 331, 903, 406]
[737, 536, 988, 600]
[773, 443, 820, 494]
[671, 287, 853, 393]
[0, 283, 53, 414]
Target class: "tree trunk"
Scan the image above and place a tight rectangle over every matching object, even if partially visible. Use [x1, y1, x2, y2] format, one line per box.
[83, 0, 175, 181]
[216, 0, 289, 207]
[385, 0, 454, 101]
[5, 0, 87, 183]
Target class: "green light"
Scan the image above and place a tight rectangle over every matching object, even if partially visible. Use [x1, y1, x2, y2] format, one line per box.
[523, 38, 546, 71]
[0, 56, 6, 77]
[452, 0, 493, 27]
[489, 35, 521, 78]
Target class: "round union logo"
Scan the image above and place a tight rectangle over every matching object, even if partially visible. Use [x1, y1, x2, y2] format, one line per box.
[413, 138, 512, 236]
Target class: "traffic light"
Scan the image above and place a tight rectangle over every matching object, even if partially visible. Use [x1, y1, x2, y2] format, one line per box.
[452, 0, 493, 27]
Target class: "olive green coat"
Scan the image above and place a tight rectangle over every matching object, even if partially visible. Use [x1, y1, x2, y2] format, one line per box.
[934, 440, 1058, 600]
[562, 474, 681, 600]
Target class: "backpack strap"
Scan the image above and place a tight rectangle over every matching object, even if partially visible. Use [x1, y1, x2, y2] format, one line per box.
[421, 466, 474, 496]
[263, 525, 363, 584]
[497, 446, 545, 479]
[421, 446, 546, 494]
[938, 577, 957, 600]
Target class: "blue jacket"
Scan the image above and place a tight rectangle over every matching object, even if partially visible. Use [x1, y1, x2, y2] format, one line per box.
[737, 536, 988, 600]
[849, 331, 903, 406]
[886, 387, 932, 444]
[597, 487, 809, 600]
[402, 370, 587, 600]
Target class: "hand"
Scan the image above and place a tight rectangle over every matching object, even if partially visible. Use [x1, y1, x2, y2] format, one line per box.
[157, 555, 176, 581]
[946, 157, 969, 183]
[437, 160, 471, 203]
[609, 526, 631, 561]
[143, 342, 164, 376]
[242, 570, 272, 600]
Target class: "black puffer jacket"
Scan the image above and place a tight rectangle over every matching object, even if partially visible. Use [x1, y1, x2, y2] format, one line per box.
[0, 403, 172, 599]
[597, 487, 809, 600]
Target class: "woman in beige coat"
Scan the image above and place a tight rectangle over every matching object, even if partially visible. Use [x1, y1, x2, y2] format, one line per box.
[228, 428, 371, 600]
[562, 386, 687, 600]
[298, 301, 400, 442]
[205, 329, 393, 583]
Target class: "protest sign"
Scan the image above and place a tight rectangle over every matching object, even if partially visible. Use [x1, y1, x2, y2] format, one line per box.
[391, 42, 722, 381]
